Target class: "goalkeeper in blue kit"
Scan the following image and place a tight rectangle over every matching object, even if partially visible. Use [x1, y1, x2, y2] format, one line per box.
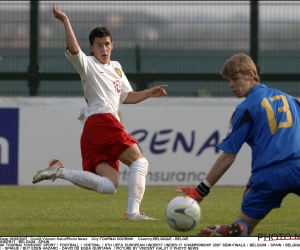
[176, 53, 300, 236]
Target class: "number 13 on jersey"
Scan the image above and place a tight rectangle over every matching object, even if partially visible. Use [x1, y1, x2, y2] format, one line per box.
[261, 95, 293, 135]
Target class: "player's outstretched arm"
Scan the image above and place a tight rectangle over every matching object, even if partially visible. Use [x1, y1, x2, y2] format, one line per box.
[53, 5, 80, 55]
[123, 85, 168, 104]
[205, 152, 236, 186]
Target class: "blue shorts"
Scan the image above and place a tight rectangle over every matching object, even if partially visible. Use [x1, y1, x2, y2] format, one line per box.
[241, 163, 300, 220]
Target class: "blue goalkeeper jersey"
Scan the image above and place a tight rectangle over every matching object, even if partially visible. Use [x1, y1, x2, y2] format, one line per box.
[217, 84, 300, 173]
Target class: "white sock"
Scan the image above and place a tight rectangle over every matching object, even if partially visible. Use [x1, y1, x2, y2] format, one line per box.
[57, 168, 116, 194]
[126, 157, 148, 215]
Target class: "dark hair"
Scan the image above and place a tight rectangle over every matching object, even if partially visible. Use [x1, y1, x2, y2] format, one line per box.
[89, 26, 112, 56]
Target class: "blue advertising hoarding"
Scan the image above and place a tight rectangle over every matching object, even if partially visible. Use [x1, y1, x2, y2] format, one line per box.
[0, 108, 18, 184]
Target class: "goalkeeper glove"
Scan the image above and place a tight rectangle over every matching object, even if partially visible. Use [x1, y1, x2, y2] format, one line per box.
[174, 182, 210, 202]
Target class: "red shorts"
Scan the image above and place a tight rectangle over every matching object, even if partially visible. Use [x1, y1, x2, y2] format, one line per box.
[80, 113, 138, 173]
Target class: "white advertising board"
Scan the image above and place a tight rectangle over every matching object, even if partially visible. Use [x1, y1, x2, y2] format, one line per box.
[119, 98, 251, 186]
[0, 97, 251, 186]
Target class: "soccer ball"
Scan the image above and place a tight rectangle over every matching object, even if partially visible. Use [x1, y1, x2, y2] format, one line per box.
[165, 196, 201, 232]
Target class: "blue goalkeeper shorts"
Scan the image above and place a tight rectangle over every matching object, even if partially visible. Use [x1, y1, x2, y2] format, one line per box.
[241, 162, 300, 220]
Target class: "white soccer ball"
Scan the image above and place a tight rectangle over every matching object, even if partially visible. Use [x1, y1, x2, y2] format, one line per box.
[165, 196, 201, 232]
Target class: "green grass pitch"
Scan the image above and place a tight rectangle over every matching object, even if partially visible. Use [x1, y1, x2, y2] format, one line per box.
[0, 185, 299, 236]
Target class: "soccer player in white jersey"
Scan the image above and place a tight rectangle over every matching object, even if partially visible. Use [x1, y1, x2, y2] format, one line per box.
[32, 5, 168, 220]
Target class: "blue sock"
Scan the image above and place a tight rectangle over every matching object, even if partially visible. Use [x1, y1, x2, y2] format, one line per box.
[234, 220, 249, 236]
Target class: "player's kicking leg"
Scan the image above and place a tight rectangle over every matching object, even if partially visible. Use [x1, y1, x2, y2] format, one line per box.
[32, 158, 155, 220]
[32, 159, 116, 194]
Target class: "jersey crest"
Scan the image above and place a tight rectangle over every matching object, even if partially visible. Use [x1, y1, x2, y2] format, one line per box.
[115, 68, 122, 78]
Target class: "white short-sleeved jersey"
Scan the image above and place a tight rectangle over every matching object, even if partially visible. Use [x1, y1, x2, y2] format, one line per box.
[65, 49, 133, 122]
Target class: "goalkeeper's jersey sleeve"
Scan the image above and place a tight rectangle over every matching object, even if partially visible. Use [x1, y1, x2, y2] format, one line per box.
[217, 84, 300, 172]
